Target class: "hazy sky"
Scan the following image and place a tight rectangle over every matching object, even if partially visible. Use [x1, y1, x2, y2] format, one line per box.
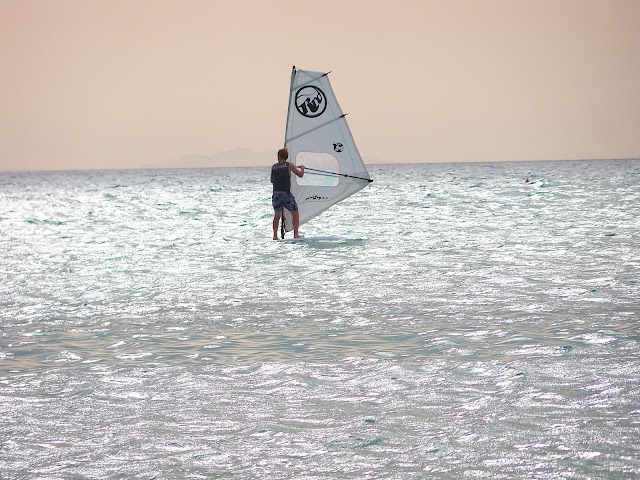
[1, 0, 639, 171]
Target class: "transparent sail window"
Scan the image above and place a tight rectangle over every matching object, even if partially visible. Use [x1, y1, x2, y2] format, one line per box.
[295, 152, 340, 187]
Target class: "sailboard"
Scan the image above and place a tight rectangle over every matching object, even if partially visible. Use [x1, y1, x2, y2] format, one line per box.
[280, 66, 372, 238]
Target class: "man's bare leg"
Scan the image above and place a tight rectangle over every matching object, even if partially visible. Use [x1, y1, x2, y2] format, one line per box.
[273, 212, 281, 240]
[293, 211, 301, 238]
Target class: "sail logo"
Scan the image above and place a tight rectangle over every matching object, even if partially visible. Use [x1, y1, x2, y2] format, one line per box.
[305, 194, 329, 201]
[295, 86, 327, 118]
[333, 142, 344, 153]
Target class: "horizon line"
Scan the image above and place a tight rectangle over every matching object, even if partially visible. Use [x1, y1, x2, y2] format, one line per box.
[2, 157, 639, 174]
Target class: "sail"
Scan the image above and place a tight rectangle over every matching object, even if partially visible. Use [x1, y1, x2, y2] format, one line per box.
[281, 67, 372, 233]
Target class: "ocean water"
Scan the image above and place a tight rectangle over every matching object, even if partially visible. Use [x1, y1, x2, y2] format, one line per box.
[1, 159, 638, 479]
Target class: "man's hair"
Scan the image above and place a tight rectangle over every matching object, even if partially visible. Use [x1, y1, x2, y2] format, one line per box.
[277, 148, 289, 161]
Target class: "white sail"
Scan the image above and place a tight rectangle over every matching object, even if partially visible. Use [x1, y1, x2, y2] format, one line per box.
[281, 67, 372, 233]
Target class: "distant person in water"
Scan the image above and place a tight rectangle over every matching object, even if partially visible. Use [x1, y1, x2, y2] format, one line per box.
[525, 176, 530, 184]
[271, 148, 305, 240]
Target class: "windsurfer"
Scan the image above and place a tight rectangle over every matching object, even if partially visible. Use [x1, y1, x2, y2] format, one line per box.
[271, 148, 305, 240]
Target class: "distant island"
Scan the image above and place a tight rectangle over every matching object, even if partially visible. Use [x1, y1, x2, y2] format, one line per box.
[160, 148, 273, 169]
[158, 148, 382, 169]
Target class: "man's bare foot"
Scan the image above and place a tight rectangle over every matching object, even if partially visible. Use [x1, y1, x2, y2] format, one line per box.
[273, 236, 279, 241]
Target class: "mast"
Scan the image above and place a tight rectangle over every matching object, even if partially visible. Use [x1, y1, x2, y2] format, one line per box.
[281, 66, 297, 239]
[284, 66, 297, 148]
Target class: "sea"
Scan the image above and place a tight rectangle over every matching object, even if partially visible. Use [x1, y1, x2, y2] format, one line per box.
[1, 159, 638, 479]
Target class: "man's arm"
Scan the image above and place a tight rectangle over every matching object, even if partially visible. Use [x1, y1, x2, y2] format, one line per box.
[289, 163, 305, 178]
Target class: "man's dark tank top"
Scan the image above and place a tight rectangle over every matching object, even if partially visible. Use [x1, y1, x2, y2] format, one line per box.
[271, 162, 291, 192]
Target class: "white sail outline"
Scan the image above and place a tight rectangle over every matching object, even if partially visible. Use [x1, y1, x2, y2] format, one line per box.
[281, 66, 372, 234]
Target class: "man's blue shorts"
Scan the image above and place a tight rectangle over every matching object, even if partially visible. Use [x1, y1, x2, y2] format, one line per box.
[272, 192, 298, 213]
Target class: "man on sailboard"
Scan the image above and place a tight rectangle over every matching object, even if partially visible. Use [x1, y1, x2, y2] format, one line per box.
[271, 148, 305, 240]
